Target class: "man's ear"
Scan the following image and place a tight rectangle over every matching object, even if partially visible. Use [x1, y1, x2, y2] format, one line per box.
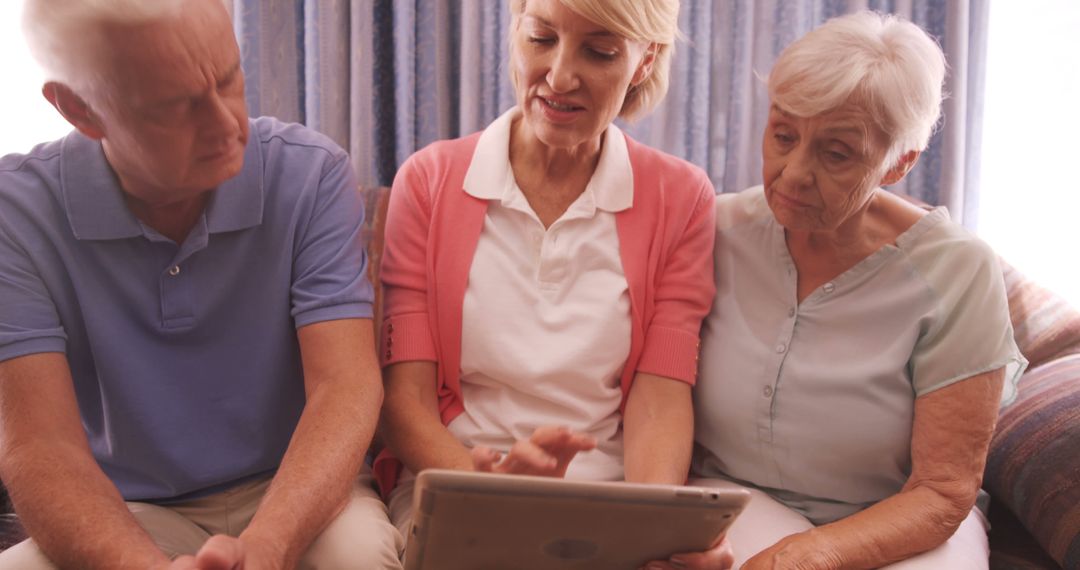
[631, 43, 659, 87]
[882, 150, 920, 186]
[42, 82, 106, 140]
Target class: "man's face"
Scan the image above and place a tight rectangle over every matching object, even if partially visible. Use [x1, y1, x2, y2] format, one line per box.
[93, 0, 248, 206]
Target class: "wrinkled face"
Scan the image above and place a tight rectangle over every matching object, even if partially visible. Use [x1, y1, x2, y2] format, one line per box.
[511, 0, 650, 151]
[93, 0, 248, 205]
[762, 103, 891, 233]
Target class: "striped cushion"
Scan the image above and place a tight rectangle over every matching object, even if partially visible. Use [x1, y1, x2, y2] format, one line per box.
[1002, 260, 1080, 368]
[985, 354, 1080, 570]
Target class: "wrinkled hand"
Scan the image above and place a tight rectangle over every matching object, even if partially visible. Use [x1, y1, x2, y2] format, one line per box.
[167, 535, 245, 570]
[471, 425, 596, 477]
[740, 531, 842, 570]
[639, 534, 734, 570]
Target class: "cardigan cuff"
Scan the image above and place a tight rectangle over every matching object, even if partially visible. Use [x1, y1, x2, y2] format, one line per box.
[380, 313, 438, 366]
[637, 325, 700, 385]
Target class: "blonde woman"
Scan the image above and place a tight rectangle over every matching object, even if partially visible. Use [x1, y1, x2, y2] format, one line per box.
[377, 0, 730, 566]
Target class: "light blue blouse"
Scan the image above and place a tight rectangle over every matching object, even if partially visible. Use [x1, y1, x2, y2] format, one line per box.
[692, 186, 1026, 524]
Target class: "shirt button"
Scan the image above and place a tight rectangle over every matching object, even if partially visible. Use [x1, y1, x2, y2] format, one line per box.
[168, 265, 181, 276]
[763, 385, 774, 397]
[385, 349, 392, 360]
[787, 307, 796, 318]
[387, 323, 395, 334]
[775, 343, 787, 353]
[823, 282, 835, 293]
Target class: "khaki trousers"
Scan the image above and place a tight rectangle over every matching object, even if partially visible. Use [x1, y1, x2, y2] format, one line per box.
[0, 467, 404, 570]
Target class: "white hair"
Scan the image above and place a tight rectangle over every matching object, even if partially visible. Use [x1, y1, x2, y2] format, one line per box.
[509, 0, 681, 121]
[21, 0, 192, 94]
[767, 10, 947, 168]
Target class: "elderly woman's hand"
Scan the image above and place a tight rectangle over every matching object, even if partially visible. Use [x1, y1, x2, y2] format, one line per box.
[739, 530, 843, 570]
[639, 535, 735, 570]
[470, 425, 596, 477]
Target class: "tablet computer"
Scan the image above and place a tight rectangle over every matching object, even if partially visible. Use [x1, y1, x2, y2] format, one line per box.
[403, 469, 750, 570]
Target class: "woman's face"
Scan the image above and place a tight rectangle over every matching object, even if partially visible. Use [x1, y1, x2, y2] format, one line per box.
[511, 0, 652, 152]
[762, 103, 894, 233]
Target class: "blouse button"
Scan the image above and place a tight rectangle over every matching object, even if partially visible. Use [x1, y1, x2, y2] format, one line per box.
[763, 385, 774, 397]
[775, 343, 787, 354]
[823, 282, 835, 293]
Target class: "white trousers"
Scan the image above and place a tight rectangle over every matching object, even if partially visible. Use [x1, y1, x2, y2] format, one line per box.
[690, 478, 990, 570]
[0, 466, 405, 570]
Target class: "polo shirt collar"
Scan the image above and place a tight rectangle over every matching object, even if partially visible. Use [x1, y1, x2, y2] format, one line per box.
[61, 120, 263, 241]
[60, 132, 142, 240]
[462, 107, 633, 213]
[205, 124, 264, 234]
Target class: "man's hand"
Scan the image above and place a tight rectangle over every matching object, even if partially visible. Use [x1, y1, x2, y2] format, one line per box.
[165, 535, 246, 570]
[470, 425, 596, 477]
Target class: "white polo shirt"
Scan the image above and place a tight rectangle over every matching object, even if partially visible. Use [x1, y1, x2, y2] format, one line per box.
[448, 107, 633, 481]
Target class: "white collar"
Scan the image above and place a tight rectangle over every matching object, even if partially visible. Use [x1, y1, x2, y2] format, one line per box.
[462, 107, 633, 213]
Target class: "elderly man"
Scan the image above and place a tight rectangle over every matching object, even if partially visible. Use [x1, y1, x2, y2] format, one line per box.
[0, 0, 402, 568]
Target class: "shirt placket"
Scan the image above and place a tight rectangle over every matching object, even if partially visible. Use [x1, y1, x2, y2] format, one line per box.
[150, 218, 210, 330]
[757, 302, 797, 489]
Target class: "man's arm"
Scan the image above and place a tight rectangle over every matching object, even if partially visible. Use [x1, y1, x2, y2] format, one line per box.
[0, 353, 170, 569]
[237, 317, 383, 569]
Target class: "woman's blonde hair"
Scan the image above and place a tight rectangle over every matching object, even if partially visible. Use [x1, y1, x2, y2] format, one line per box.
[508, 0, 681, 121]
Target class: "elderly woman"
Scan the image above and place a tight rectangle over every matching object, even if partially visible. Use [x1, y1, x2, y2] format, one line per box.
[681, 11, 1027, 570]
[376, 0, 728, 564]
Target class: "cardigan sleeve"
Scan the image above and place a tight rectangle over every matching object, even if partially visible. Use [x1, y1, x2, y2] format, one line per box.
[636, 173, 717, 384]
[379, 152, 439, 366]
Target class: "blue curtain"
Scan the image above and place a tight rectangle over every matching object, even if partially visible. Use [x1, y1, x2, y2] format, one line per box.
[232, 0, 988, 227]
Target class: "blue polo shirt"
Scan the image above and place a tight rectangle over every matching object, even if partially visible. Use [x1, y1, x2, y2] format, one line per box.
[0, 117, 373, 501]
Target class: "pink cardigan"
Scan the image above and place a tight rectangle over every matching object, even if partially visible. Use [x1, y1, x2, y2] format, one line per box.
[375, 130, 716, 493]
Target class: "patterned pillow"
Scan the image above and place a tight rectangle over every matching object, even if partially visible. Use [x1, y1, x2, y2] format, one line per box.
[985, 354, 1080, 570]
[1001, 260, 1080, 368]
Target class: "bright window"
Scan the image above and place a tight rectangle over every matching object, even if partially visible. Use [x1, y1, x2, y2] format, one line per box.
[0, 1, 72, 156]
[979, 1, 1080, 307]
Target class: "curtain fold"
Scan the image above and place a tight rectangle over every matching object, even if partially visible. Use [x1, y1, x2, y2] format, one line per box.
[234, 0, 988, 227]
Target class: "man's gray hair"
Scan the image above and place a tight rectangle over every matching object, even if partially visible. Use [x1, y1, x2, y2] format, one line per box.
[21, 0, 216, 94]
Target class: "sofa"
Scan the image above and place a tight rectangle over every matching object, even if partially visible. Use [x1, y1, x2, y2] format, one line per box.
[2, 186, 1079, 569]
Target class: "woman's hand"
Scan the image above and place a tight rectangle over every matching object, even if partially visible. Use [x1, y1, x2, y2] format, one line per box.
[739, 531, 842, 570]
[470, 425, 596, 477]
[639, 535, 734, 570]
